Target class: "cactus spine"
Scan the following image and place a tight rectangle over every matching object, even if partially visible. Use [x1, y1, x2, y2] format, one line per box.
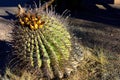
[10, 0, 74, 79]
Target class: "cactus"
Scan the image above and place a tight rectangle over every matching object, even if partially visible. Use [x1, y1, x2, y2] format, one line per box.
[9, 0, 79, 79]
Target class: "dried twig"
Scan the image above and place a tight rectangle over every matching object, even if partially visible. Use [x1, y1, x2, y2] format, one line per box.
[17, 4, 25, 16]
[40, 0, 55, 10]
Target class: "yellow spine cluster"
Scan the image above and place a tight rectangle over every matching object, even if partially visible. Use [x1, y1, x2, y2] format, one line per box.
[19, 13, 45, 30]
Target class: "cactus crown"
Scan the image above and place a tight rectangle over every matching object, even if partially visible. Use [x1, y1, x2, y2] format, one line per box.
[17, 0, 55, 30]
[18, 10, 45, 30]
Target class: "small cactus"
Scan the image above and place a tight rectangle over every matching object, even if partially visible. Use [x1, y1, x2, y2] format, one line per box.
[9, 0, 78, 79]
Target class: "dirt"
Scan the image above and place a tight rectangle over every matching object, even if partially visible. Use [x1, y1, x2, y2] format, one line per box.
[0, 19, 13, 42]
[67, 9, 120, 79]
[69, 18, 120, 54]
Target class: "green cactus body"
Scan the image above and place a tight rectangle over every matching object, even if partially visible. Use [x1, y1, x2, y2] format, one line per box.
[10, 5, 73, 79]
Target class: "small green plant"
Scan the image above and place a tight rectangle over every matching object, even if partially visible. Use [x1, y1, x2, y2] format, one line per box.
[9, 0, 80, 79]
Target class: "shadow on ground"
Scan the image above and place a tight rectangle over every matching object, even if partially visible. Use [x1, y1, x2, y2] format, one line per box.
[49, 1, 120, 28]
[0, 40, 12, 76]
[0, 0, 28, 7]
[71, 4, 120, 27]
[0, 11, 16, 20]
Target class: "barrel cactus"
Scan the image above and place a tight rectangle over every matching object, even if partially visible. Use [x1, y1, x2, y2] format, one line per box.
[9, 0, 80, 79]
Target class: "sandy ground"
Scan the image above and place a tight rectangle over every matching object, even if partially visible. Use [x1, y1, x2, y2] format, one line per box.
[0, 19, 13, 42]
[69, 18, 120, 54]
